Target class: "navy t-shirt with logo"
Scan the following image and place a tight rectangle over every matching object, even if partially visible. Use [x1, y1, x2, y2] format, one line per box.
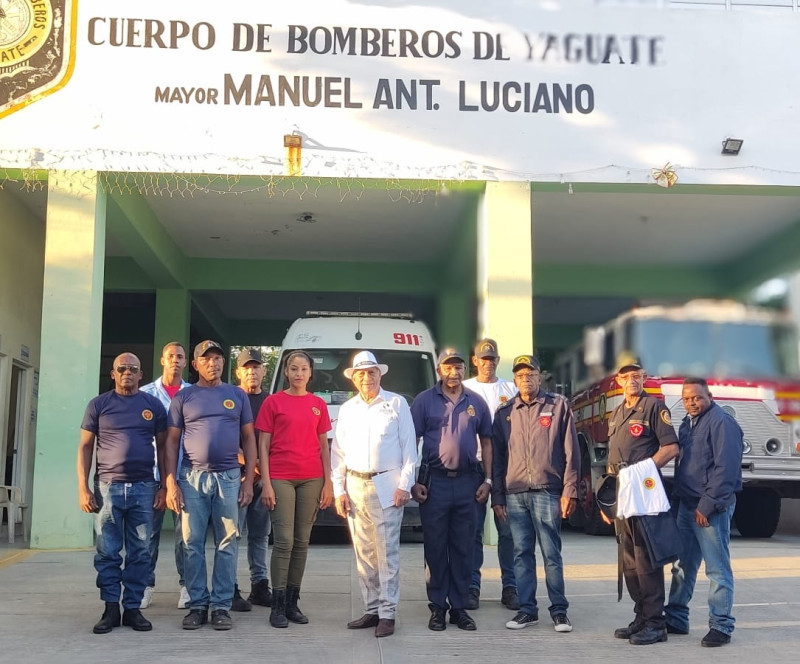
[168, 384, 253, 471]
[81, 390, 168, 483]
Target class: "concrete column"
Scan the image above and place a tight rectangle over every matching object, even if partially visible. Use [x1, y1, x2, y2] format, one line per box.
[152, 289, 191, 379]
[477, 182, 534, 377]
[30, 171, 106, 549]
[476, 182, 533, 546]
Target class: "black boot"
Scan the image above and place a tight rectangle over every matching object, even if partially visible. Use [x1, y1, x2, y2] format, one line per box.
[269, 589, 288, 628]
[285, 585, 308, 624]
[93, 602, 121, 634]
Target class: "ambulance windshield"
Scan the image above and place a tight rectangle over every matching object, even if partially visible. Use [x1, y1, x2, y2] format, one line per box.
[274, 349, 436, 405]
[633, 319, 799, 379]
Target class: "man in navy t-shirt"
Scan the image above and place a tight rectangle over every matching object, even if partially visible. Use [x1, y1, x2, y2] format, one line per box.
[77, 352, 167, 635]
[165, 340, 257, 631]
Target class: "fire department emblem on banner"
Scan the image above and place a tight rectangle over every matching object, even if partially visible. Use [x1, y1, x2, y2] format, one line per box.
[0, 0, 77, 119]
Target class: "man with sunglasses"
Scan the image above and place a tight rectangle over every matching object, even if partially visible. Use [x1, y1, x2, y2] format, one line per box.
[77, 353, 168, 634]
[605, 356, 679, 646]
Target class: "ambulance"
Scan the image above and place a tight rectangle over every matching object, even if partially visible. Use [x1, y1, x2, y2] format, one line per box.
[553, 300, 800, 538]
[269, 311, 438, 527]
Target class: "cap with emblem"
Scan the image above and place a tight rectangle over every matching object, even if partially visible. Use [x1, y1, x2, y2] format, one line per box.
[473, 338, 499, 359]
[437, 347, 465, 366]
[595, 474, 617, 521]
[237, 348, 264, 367]
[194, 339, 224, 360]
[512, 354, 540, 373]
[344, 350, 389, 378]
[616, 351, 643, 374]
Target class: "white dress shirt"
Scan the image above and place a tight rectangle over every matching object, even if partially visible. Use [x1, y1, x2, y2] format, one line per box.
[331, 388, 418, 498]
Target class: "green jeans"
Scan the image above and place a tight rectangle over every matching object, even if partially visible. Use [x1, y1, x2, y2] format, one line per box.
[270, 477, 323, 588]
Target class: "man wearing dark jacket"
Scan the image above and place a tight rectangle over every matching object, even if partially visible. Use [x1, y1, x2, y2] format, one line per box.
[665, 378, 743, 648]
[491, 355, 579, 633]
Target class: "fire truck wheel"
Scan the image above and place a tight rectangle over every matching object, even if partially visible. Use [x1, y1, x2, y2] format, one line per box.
[733, 488, 781, 538]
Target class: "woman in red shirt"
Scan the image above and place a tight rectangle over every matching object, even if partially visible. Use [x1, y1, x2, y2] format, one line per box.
[257, 351, 333, 628]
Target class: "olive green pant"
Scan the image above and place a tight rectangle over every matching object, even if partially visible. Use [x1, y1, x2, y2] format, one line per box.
[270, 477, 323, 588]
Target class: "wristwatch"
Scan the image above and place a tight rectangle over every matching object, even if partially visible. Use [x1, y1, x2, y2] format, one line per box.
[483, 477, 493, 486]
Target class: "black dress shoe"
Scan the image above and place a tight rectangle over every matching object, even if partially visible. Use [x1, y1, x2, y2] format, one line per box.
[122, 608, 153, 631]
[614, 622, 644, 639]
[375, 618, 395, 637]
[501, 586, 520, 611]
[347, 613, 380, 629]
[629, 625, 668, 645]
[428, 606, 447, 631]
[449, 609, 477, 631]
[701, 629, 731, 647]
[93, 602, 121, 634]
[466, 588, 480, 610]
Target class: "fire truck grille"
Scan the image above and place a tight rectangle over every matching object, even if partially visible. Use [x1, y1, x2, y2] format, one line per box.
[670, 400, 790, 457]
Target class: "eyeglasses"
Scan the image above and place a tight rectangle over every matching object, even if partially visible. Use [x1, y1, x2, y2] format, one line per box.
[515, 372, 540, 381]
[114, 365, 140, 374]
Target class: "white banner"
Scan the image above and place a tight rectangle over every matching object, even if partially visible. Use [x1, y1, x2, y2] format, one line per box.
[1, 0, 798, 184]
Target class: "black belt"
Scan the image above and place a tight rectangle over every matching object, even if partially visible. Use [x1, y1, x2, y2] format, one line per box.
[347, 469, 389, 480]
[430, 467, 470, 478]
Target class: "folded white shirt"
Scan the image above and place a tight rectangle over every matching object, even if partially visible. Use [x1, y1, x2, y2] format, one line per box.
[617, 457, 670, 519]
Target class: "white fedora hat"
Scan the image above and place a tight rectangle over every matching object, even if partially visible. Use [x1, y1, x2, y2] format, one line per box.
[344, 351, 389, 379]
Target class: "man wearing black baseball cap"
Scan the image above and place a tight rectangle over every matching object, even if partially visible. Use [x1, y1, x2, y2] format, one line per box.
[605, 354, 679, 645]
[165, 340, 258, 632]
[410, 348, 493, 632]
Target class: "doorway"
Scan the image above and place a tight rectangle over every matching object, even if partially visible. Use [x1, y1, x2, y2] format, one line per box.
[4, 363, 26, 530]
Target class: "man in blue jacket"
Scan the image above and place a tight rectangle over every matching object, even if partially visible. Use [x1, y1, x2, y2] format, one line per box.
[665, 377, 743, 648]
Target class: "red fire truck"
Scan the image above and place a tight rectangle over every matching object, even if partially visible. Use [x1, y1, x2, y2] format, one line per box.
[553, 300, 800, 538]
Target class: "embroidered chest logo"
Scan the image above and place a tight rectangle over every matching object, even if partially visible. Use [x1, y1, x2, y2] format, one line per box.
[629, 423, 644, 437]
[499, 396, 508, 405]
[312, 406, 321, 416]
[539, 416, 552, 428]
[466, 405, 476, 417]
[222, 399, 235, 410]
[141, 409, 153, 421]
[643, 477, 656, 490]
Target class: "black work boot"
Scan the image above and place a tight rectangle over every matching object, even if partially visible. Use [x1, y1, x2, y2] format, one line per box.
[270, 589, 288, 628]
[248, 578, 273, 607]
[122, 608, 153, 631]
[231, 584, 252, 612]
[285, 585, 308, 624]
[93, 602, 121, 634]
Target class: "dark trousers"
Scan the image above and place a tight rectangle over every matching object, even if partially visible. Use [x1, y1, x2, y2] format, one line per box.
[621, 515, 666, 629]
[419, 471, 480, 610]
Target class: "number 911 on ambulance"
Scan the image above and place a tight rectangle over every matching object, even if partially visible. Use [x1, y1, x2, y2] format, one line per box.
[269, 311, 437, 528]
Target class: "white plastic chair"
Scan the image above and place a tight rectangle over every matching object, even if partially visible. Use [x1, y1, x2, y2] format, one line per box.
[0, 485, 29, 543]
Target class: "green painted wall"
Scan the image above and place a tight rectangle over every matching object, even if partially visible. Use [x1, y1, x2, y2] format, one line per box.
[30, 171, 106, 549]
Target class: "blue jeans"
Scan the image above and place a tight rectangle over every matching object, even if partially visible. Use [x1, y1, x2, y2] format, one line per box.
[471, 499, 516, 590]
[148, 508, 186, 587]
[237, 478, 270, 584]
[666, 500, 736, 636]
[506, 490, 568, 618]
[179, 467, 241, 612]
[93, 480, 157, 609]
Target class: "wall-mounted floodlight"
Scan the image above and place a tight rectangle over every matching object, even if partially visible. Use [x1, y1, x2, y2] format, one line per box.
[721, 138, 743, 155]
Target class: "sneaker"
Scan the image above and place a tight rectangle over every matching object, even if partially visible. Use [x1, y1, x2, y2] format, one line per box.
[466, 587, 480, 610]
[505, 611, 539, 630]
[211, 609, 233, 631]
[501, 586, 520, 611]
[177, 586, 190, 610]
[231, 586, 252, 612]
[701, 629, 731, 647]
[248, 579, 273, 607]
[553, 614, 573, 632]
[140, 585, 154, 609]
[182, 608, 208, 630]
